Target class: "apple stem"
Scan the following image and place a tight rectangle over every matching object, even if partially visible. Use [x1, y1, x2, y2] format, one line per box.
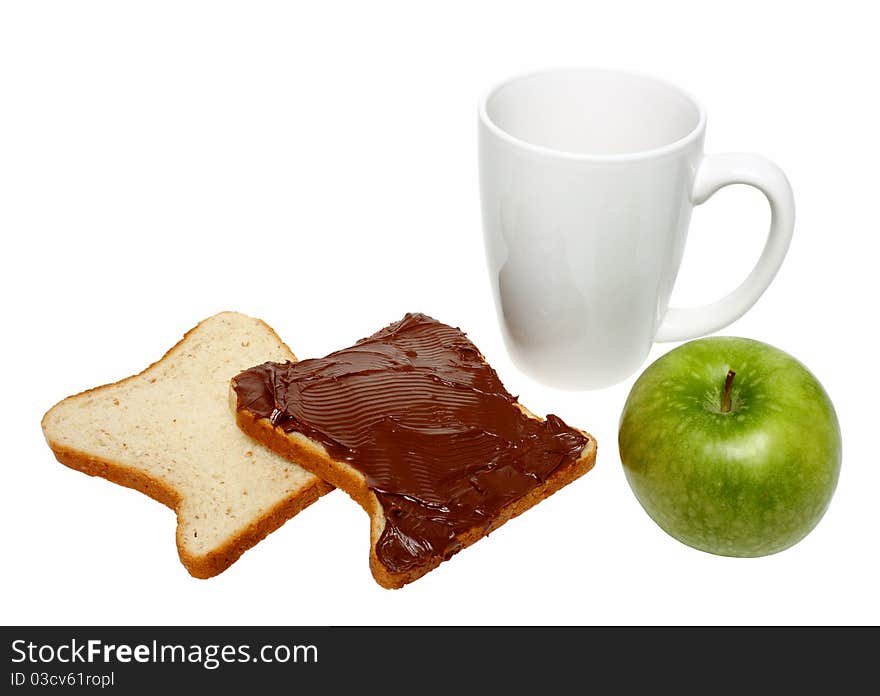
[721, 370, 736, 413]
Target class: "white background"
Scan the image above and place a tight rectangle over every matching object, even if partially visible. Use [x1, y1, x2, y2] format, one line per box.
[1, 1, 877, 626]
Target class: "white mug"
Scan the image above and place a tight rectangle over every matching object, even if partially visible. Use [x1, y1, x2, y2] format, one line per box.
[478, 68, 795, 389]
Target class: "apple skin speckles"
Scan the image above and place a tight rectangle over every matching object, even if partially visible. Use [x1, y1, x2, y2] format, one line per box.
[619, 336, 841, 557]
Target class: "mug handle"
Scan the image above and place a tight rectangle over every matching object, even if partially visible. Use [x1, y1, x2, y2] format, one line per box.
[656, 153, 795, 342]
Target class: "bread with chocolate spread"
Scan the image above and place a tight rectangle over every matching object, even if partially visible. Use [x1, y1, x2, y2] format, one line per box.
[231, 313, 596, 588]
[42, 311, 333, 578]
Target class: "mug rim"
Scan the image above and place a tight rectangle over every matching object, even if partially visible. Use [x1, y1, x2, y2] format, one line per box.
[478, 66, 708, 163]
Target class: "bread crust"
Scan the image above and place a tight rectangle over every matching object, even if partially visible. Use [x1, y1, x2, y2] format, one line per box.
[47, 442, 331, 578]
[42, 311, 333, 579]
[234, 392, 597, 589]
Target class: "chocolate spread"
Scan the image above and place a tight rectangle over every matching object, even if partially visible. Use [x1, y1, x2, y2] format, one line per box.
[232, 313, 589, 573]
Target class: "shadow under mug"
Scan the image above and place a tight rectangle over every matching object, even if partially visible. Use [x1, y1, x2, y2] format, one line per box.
[478, 68, 795, 390]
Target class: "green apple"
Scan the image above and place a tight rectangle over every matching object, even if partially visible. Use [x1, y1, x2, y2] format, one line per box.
[619, 337, 841, 557]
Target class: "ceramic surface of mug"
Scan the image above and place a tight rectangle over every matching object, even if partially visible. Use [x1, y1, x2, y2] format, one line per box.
[479, 68, 794, 389]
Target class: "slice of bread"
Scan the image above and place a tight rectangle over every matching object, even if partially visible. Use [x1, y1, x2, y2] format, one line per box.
[42, 311, 333, 578]
[231, 314, 597, 588]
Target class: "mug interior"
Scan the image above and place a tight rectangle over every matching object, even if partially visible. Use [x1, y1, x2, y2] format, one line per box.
[483, 68, 703, 157]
